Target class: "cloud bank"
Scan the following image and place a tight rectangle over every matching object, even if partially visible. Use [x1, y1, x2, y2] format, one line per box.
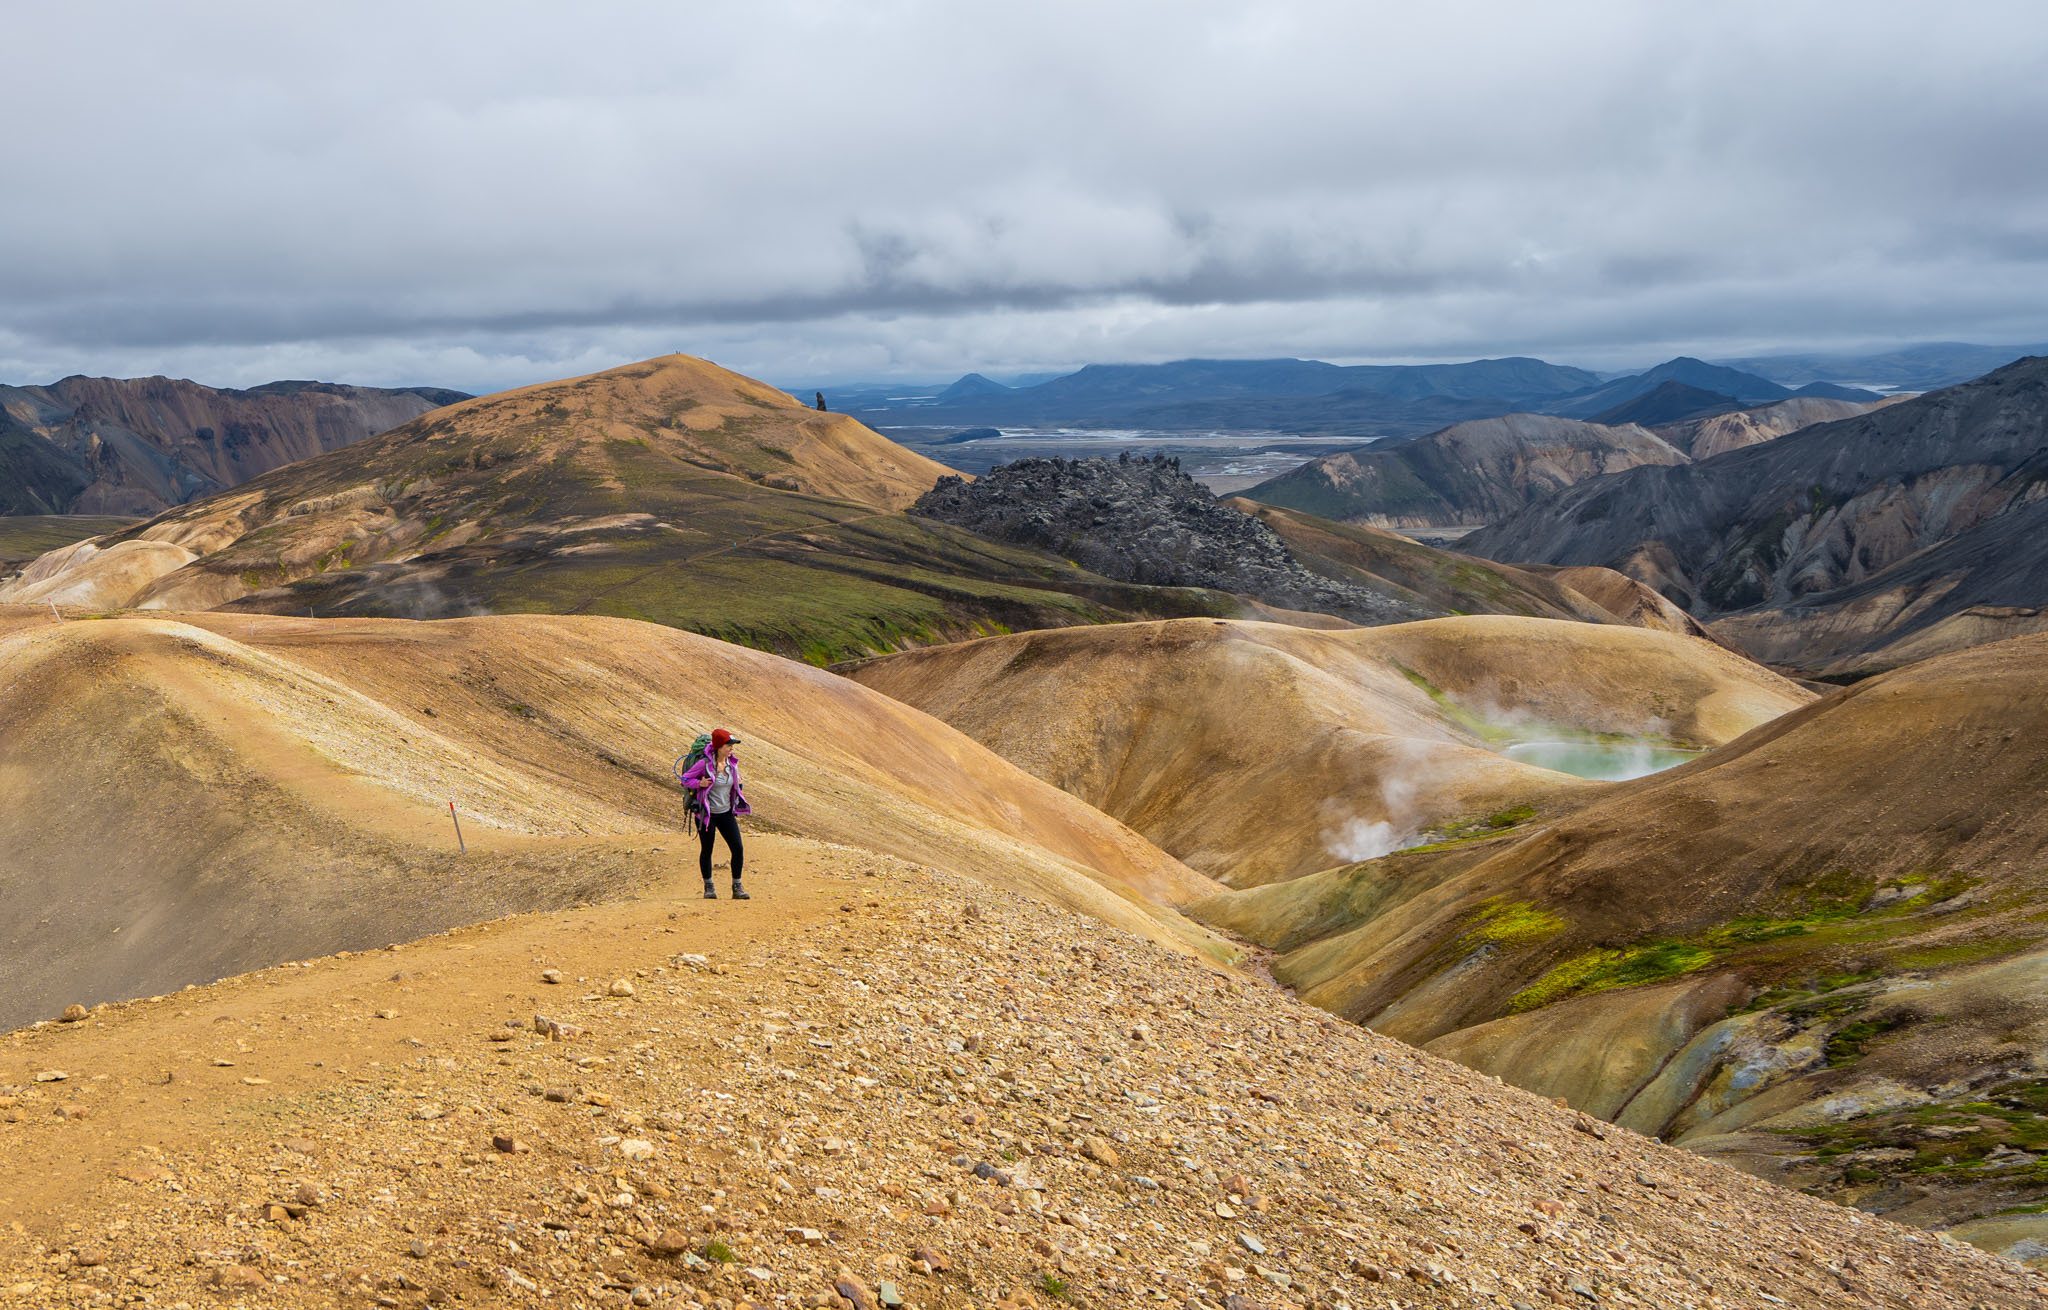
[4, 1, 2045, 390]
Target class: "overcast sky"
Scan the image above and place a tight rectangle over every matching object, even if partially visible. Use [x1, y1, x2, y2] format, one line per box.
[3, 1, 2045, 392]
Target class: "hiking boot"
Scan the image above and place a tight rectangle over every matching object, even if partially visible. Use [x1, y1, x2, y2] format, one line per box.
[731, 882, 751, 901]
[702, 879, 717, 900]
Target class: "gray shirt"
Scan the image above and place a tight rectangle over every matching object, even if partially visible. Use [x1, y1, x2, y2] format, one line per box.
[705, 760, 736, 814]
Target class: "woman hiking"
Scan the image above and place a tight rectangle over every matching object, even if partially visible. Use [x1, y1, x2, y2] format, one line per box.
[681, 728, 751, 900]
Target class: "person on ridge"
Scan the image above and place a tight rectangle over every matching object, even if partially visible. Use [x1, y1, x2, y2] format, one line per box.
[681, 728, 751, 900]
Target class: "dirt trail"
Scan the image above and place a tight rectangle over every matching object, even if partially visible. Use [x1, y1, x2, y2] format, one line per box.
[4, 837, 2041, 1309]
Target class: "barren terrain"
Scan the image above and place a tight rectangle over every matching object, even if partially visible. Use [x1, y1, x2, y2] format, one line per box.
[6, 842, 2040, 1309]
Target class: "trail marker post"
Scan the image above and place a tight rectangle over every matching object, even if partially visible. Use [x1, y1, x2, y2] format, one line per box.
[449, 800, 466, 854]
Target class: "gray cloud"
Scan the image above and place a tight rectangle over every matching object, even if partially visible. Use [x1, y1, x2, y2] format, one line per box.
[3, 0, 2045, 392]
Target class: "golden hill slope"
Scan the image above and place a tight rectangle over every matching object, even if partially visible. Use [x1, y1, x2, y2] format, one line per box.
[0, 354, 949, 612]
[847, 616, 1807, 886]
[4, 847, 2042, 1301]
[1192, 630, 2048, 1237]
[0, 605, 1216, 1031]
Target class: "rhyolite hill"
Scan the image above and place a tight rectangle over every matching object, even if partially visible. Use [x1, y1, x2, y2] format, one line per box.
[0, 374, 464, 514]
[1466, 355, 2048, 674]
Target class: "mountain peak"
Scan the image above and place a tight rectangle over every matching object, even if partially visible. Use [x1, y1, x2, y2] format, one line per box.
[937, 371, 1011, 402]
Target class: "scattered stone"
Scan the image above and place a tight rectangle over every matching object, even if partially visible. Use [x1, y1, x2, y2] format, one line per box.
[543, 1086, 572, 1103]
[1080, 1135, 1121, 1168]
[644, 1229, 692, 1257]
[1238, 1233, 1267, 1256]
[1255, 1264, 1291, 1289]
[619, 1138, 656, 1161]
[60, 1004, 88, 1023]
[491, 1133, 525, 1153]
[32, 1070, 67, 1083]
[609, 978, 636, 998]
[209, 1265, 268, 1292]
[834, 1275, 872, 1309]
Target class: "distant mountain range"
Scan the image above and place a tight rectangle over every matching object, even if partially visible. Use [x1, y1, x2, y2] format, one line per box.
[1550, 357, 1800, 418]
[1722, 341, 2048, 391]
[1589, 381, 1746, 427]
[832, 351, 1908, 441]
[0, 376, 466, 515]
[840, 356, 1603, 437]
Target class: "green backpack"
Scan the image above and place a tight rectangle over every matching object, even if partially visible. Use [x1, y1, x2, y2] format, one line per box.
[673, 733, 713, 788]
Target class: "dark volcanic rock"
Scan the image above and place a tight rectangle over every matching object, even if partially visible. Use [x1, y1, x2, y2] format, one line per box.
[913, 453, 1421, 623]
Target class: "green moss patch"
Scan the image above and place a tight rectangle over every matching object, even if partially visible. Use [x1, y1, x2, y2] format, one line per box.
[1402, 805, 1541, 855]
[1461, 898, 1568, 952]
[1823, 1011, 1915, 1067]
[1510, 941, 1717, 1012]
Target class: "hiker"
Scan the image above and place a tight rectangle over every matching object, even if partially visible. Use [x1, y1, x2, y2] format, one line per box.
[681, 728, 751, 900]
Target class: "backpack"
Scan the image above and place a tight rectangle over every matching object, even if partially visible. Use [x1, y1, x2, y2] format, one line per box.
[673, 733, 713, 789]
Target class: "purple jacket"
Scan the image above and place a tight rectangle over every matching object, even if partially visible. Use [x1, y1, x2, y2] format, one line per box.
[680, 753, 751, 828]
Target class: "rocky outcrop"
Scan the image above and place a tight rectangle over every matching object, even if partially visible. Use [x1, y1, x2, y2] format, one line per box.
[0, 375, 466, 515]
[1244, 413, 1689, 528]
[913, 453, 1424, 623]
[1463, 357, 2048, 673]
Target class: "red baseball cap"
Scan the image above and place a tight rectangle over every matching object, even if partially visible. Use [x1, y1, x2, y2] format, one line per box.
[709, 728, 740, 748]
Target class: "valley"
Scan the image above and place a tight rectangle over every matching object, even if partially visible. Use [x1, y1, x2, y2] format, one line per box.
[844, 616, 1804, 886]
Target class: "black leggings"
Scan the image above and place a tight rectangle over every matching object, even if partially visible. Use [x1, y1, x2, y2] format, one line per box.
[699, 810, 744, 882]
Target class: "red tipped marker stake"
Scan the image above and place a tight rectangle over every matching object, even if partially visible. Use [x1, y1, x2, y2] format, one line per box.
[449, 800, 466, 854]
